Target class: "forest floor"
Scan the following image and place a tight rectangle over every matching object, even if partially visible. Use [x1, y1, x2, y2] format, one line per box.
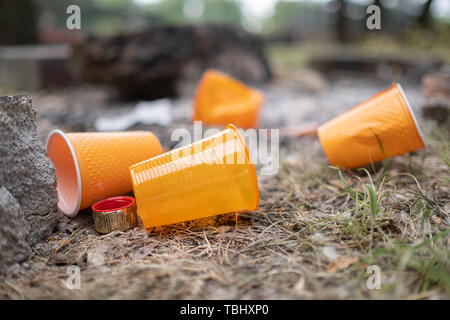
[0, 44, 449, 299]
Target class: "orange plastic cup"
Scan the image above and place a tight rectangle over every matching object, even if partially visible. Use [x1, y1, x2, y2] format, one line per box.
[46, 130, 163, 217]
[317, 83, 425, 169]
[129, 124, 259, 228]
[192, 69, 264, 128]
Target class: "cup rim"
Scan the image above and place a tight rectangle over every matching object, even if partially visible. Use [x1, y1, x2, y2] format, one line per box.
[46, 129, 82, 217]
[394, 83, 426, 149]
[226, 124, 260, 212]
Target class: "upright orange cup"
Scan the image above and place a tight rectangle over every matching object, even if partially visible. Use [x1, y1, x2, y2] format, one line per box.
[46, 130, 163, 217]
[317, 83, 425, 169]
[129, 124, 259, 228]
[193, 69, 264, 128]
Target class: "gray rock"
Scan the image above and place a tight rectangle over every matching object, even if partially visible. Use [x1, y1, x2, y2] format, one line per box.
[0, 187, 31, 268]
[0, 94, 58, 247]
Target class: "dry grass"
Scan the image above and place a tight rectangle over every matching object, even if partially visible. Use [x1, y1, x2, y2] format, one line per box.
[0, 120, 448, 300]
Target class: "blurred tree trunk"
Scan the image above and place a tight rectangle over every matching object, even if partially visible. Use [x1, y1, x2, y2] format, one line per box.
[418, 0, 434, 28]
[0, 0, 38, 44]
[336, 0, 347, 43]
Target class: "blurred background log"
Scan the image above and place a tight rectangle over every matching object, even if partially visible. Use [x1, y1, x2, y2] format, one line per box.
[309, 54, 443, 83]
[71, 25, 272, 100]
[422, 70, 450, 123]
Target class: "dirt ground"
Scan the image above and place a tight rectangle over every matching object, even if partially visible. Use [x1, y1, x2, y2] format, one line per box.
[0, 64, 449, 299]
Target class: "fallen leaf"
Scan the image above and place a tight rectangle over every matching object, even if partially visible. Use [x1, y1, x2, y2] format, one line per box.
[327, 256, 359, 273]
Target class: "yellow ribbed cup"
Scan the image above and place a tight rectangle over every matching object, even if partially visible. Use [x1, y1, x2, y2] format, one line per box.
[130, 124, 259, 228]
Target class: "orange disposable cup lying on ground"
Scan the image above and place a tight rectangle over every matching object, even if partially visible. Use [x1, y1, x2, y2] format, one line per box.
[317, 83, 425, 169]
[193, 69, 264, 128]
[46, 130, 163, 217]
[130, 124, 259, 229]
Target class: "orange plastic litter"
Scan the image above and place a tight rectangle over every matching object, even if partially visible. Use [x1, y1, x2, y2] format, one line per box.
[317, 83, 425, 169]
[193, 69, 264, 128]
[130, 124, 259, 228]
[46, 130, 163, 217]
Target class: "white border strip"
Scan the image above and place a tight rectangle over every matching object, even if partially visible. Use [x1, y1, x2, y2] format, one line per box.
[395, 83, 426, 148]
[46, 130, 82, 217]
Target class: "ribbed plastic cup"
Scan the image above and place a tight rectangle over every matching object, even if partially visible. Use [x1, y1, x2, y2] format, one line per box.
[317, 83, 425, 169]
[129, 124, 259, 228]
[192, 69, 264, 128]
[46, 130, 163, 217]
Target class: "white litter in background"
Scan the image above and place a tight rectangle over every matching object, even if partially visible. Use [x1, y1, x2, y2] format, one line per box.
[95, 99, 173, 131]
[321, 246, 340, 261]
